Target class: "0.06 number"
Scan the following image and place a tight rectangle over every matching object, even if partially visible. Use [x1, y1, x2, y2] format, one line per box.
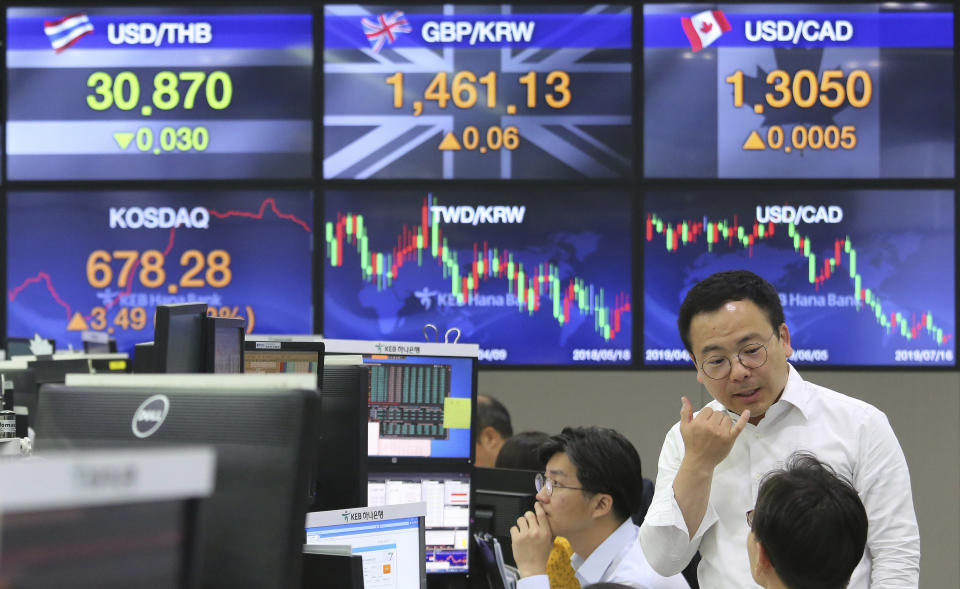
[461, 125, 520, 151]
[87, 70, 233, 111]
[86, 249, 232, 290]
[89, 306, 148, 331]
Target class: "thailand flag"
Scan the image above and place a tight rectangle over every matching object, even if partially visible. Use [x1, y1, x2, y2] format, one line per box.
[681, 10, 731, 52]
[44, 13, 94, 53]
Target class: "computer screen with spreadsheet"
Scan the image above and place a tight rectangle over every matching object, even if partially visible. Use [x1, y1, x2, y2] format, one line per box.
[321, 338, 477, 460]
[367, 471, 470, 574]
[305, 502, 427, 589]
[243, 340, 324, 388]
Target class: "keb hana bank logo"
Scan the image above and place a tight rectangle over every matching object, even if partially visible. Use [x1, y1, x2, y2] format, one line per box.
[681, 9, 731, 52]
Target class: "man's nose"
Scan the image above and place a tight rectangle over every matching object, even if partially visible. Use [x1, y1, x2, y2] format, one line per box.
[535, 486, 551, 503]
[729, 358, 752, 381]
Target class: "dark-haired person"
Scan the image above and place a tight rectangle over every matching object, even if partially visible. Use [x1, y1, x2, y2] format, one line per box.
[639, 270, 919, 588]
[747, 452, 868, 589]
[495, 431, 551, 471]
[511, 426, 688, 589]
[476, 393, 513, 467]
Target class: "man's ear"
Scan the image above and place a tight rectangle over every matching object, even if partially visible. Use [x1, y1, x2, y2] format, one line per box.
[478, 426, 499, 448]
[754, 541, 776, 580]
[590, 492, 614, 519]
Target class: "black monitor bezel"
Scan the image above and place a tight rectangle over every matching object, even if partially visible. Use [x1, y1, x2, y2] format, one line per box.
[203, 316, 246, 373]
[153, 303, 208, 374]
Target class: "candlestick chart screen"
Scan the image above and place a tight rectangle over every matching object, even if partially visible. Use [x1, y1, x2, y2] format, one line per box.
[643, 190, 955, 367]
[323, 190, 633, 365]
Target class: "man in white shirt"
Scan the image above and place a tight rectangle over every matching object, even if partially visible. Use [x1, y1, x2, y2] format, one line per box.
[511, 426, 688, 589]
[639, 270, 920, 588]
[747, 451, 868, 589]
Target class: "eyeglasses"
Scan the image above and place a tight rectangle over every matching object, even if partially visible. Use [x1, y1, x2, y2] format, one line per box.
[746, 509, 755, 529]
[535, 473, 592, 496]
[699, 331, 777, 380]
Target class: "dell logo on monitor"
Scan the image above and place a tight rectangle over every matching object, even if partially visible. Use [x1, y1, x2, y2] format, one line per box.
[132, 394, 170, 438]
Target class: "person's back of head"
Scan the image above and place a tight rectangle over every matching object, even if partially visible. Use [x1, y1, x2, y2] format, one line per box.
[748, 451, 867, 589]
[476, 393, 513, 467]
[677, 269, 786, 357]
[495, 431, 551, 471]
[538, 426, 644, 523]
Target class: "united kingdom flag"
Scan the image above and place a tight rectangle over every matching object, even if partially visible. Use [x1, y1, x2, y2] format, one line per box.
[361, 11, 411, 53]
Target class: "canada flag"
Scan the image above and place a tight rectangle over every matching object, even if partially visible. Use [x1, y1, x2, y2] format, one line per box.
[681, 10, 731, 52]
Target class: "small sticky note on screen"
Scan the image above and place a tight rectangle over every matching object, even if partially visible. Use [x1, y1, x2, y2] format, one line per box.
[443, 397, 471, 429]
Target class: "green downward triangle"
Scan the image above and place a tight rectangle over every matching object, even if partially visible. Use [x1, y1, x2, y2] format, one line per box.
[114, 132, 134, 150]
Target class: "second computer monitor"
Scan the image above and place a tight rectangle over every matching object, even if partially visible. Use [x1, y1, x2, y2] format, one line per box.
[243, 339, 325, 388]
[204, 316, 245, 373]
[367, 470, 470, 575]
[322, 339, 478, 463]
[305, 502, 427, 589]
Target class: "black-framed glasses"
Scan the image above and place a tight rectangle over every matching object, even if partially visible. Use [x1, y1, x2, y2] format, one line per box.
[699, 331, 777, 380]
[535, 472, 591, 496]
[746, 509, 755, 529]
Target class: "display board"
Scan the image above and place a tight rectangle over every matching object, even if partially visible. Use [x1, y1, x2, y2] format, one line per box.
[323, 189, 633, 365]
[6, 7, 313, 180]
[6, 191, 313, 352]
[323, 3, 632, 179]
[643, 189, 956, 367]
[644, 3, 955, 178]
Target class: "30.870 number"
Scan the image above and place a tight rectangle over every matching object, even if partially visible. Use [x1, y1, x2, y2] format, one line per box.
[86, 70, 233, 111]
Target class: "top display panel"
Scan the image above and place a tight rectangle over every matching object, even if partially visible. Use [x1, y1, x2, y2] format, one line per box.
[323, 4, 633, 180]
[644, 3, 955, 178]
[6, 7, 313, 180]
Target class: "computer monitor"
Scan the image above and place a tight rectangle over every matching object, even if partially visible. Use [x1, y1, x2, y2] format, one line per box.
[203, 316, 245, 374]
[154, 303, 207, 373]
[243, 339, 325, 388]
[313, 362, 368, 511]
[0, 446, 214, 589]
[133, 342, 156, 373]
[305, 501, 427, 589]
[367, 470, 470, 574]
[322, 338, 478, 463]
[34, 376, 321, 589]
[82, 331, 118, 354]
[0, 368, 36, 420]
[471, 467, 540, 569]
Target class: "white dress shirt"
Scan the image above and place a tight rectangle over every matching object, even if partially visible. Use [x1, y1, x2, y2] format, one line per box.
[639, 364, 920, 589]
[518, 519, 689, 589]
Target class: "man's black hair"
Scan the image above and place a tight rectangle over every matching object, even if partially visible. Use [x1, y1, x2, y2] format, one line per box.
[752, 452, 868, 589]
[495, 431, 551, 471]
[537, 426, 644, 522]
[477, 394, 513, 439]
[677, 269, 786, 359]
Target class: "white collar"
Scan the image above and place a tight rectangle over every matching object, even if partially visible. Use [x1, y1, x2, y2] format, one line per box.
[570, 518, 637, 584]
